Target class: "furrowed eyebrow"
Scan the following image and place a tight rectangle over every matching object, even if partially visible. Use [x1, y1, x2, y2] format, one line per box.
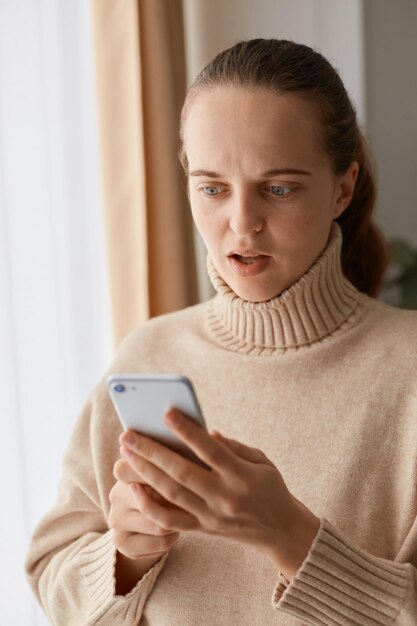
[189, 170, 220, 178]
[262, 168, 312, 177]
[190, 168, 312, 177]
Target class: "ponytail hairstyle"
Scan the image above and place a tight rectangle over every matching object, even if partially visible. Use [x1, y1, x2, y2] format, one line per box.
[178, 39, 388, 297]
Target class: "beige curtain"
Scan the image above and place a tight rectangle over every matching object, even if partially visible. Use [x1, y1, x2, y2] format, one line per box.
[93, 0, 198, 349]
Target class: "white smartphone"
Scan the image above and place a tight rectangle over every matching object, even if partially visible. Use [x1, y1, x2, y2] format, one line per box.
[107, 373, 210, 470]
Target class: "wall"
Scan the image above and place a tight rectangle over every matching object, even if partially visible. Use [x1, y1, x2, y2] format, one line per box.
[364, 0, 417, 245]
[183, 0, 365, 117]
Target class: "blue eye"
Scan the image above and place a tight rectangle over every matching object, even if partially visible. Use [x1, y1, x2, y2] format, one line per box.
[269, 185, 291, 196]
[202, 186, 221, 196]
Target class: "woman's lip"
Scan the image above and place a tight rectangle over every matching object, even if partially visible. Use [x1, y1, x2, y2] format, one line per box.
[229, 249, 269, 257]
[227, 255, 271, 277]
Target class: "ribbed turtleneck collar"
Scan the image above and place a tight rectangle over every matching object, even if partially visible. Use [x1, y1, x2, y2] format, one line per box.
[205, 222, 362, 355]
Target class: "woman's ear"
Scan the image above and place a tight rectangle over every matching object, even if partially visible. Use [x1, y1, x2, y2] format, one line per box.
[333, 161, 359, 219]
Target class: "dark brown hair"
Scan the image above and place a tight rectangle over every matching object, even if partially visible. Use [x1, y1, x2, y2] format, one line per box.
[178, 38, 388, 297]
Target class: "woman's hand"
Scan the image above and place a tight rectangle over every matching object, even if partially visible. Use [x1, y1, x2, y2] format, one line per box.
[118, 409, 320, 577]
[108, 470, 182, 594]
[109, 463, 180, 560]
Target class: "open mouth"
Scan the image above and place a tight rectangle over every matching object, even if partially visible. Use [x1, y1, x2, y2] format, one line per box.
[231, 254, 267, 265]
[228, 253, 271, 276]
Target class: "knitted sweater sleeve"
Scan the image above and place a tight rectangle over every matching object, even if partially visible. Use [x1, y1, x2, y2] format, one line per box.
[271, 517, 417, 625]
[25, 384, 168, 626]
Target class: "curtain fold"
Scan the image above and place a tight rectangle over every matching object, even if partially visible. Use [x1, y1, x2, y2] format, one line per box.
[93, 0, 198, 349]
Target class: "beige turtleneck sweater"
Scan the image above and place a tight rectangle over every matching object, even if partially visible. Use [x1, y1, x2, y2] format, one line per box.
[25, 223, 417, 625]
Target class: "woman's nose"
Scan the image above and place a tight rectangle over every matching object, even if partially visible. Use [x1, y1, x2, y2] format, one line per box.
[228, 193, 264, 235]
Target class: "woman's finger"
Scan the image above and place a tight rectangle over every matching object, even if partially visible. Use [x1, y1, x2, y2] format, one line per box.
[143, 484, 174, 507]
[120, 411, 242, 486]
[112, 507, 178, 536]
[121, 448, 210, 519]
[117, 528, 180, 560]
[130, 482, 199, 532]
[120, 435, 221, 504]
[211, 431, 274, 466]
[114, 459, 173, 506]
[163, 410, 242, 476]
[114, 457, 143, 483]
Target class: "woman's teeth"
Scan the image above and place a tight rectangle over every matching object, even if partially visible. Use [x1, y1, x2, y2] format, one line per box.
[235, 254, 262, 265]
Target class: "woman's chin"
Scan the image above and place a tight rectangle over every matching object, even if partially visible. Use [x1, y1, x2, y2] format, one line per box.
[229, 279, 283, 303]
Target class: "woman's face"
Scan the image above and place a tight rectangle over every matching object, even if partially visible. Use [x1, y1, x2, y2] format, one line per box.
[183, 87, 359, 302]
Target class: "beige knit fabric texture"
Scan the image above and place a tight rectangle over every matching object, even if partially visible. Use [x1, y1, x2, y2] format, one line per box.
[25, 223, 417, 625]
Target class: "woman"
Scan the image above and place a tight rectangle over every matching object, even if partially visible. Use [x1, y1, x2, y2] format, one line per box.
[26, 39, 417, 625]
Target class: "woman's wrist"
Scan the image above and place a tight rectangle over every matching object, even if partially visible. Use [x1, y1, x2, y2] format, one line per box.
[262, 496, 321, 582]
[115, 550, 165, 596]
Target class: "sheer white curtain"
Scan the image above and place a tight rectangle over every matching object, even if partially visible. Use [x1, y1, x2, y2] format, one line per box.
[0, 1, 112, 624]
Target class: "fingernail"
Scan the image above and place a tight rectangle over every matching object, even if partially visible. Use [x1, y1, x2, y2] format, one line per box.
[165, 409, 181, 426]
[121, 432, 136, 447]
[120, 446, 134, 458]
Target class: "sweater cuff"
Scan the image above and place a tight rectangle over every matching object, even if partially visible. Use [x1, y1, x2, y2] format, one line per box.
[271, 517, 411, 625]
[79, 530, 168, 623]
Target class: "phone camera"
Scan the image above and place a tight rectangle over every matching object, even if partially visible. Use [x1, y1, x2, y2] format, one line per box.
[114, 384, 125, 393]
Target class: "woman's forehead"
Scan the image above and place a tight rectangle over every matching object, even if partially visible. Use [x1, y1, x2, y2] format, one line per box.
[183, 87, 326, 172]
[184, 85, 320, 123]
